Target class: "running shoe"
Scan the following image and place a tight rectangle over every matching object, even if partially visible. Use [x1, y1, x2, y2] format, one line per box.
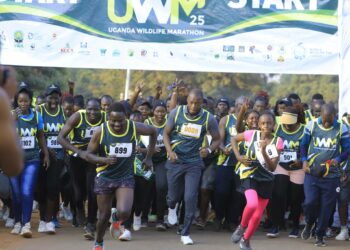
[84, 223, 95, 240]
[156, 222, 167, 231]
[167, 207, 178, 226]
[11, 222, 22, 235]
[5, 218, 15, 228]
[213, 218, 222, 231]
[2, 206, 9, 221]
[181, 235, 194, 245]
[119, 226, 132, 241]
[61, 203, 73, 221]
[20, 223, 32, 238]
[314, 236, 326, 247]
[38, 221, 47, 233]
[76, 209, 86, 227]
[46, 221, 56, 234]
[335, 227, 349, 241]
[266, 226, 279, 238]
[239, 238, 252, 250]
[148, 214, 157, 223]
[325, 227, 335, 238]
[231, 225, 245, 243]
[195, 217, 206, 230]
[289, 228, 299, 238]
[133, 214, 141, 231]
[301, 223, 315, 240]
[93, 242, 104, 250]
[52, 218, 61, 228]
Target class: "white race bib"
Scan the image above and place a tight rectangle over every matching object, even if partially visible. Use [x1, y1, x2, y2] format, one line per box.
[21, 136, 35, 149]
[156, 134, 164, 147]
[85, 127, 98, 139]
[254, 141, 279, 167]
[140, 135, 150, 148]
[109, 143, 132, 158]
[47, 136, 62, 149]
[230, 126, 237, 136]
[279, 151, 297, 163]
[180, 123, 202, 138]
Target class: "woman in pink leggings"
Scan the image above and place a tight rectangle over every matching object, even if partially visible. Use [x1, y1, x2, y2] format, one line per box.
[230, 111, 283, 250]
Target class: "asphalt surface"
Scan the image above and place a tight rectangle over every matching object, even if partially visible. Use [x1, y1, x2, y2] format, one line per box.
[1, 218, 350, 250]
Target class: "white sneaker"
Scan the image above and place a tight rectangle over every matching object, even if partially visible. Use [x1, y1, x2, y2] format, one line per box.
[38, 221, 47, 233]
[336, 227, 349, 241]
[61, 204, 73, 221]
[133, 214, 141, 231]
[20, 223, 32, 238]
[119, 226, 132, 241]
[2, 206, 9, 221]
[168, 207, 178, 226]
[5, 218, 15, 228]
[11, 222, 22, 235]
[32, 200, 38, 212]
[46, 221, 56, 234]
[181, 235, 194, 245]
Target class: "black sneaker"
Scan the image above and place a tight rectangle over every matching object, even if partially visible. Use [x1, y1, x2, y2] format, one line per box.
[83, 223, 95, 241]
[239, 238, 252, 250]
[266, 226, 279, 238]
[289, 228, 299, 238]
[213, 219, 222, 232]
[301, 223, 315, 240]
[231, 225, 245, 243]
[314, 236, 326, 247]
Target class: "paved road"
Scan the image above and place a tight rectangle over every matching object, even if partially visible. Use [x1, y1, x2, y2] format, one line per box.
[1, 219, 350, 250]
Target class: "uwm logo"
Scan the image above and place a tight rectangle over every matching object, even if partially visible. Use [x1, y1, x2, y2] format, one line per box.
[314, 137, 338, 148]
[108, 0, 205, 24]
[283, 140, 299, 150]
[44, 123, 64, 133]
[19, 128, 37, 136]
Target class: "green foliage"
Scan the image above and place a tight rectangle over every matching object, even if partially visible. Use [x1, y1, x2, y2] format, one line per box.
[12, 67, 339, 107]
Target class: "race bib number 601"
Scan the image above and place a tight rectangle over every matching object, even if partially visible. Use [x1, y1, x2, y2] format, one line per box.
[109, 143, 132, 158]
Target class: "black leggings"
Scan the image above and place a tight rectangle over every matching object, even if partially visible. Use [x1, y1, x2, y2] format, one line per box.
[70, 155, 97, 224]
[133, 176, 153, 218]
[154, 161, 168, 222]
[270, 174, 304, 229]
[37, 157, 62, 221]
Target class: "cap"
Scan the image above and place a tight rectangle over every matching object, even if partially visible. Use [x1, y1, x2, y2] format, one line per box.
[152, 100, 167, 110]
[216, 97, 230, 107]
[137, 98, 152, 109]
[18, 81, 30, 92]
[45, 84, 61, 96]
[278, 97, 293, 107]
[280, 112, 298, 125]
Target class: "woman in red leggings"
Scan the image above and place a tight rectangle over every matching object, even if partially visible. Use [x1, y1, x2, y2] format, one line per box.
[230, 111, 283, 250]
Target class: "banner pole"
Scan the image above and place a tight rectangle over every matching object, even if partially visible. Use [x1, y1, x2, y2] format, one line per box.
[125, 69, 131, 100]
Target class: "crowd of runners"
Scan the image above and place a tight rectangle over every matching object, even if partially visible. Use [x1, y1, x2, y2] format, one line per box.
[0, 66, 350, 250]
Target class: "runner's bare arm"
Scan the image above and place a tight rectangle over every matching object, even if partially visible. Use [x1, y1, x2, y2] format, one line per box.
[135, 122, 157, 161]
[207, 116, 221, 152]
[57, 111, 81, 155]
[219, 115, 228, 152]
[0, 91, 23, 176]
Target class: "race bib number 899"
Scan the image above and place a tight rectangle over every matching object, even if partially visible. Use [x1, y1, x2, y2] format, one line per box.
[109, 143, 132, 158]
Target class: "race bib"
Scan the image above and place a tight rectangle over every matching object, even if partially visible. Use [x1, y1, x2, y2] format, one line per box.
[180, 123, 202, 138]
[47, 136, 62, 149]
[254, 142, 279, 167]
[156, 134, 164, 147]
[230, 126, 237, 136]
[85, 126, 98, 139]
[279, 151, 297, 163]
[21, 136, 35, 149]
[109, 143, 132, 158]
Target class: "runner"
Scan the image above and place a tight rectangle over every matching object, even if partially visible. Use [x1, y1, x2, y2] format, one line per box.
[100, 95, 113, 114]
[58, 98, 107, 240]
[214, 97, 249, 230]
[10, 83, 50, 238]
[81, 102, 156, 249]
[0, 66, 23, 176]
[163, 89, 221, 245]
[335, 112, 350, 240]
[73, 95, 85, 112]
[62, 96, 75, 118]
[144, 101, 169, 231]
[267, 106, 306, 238]
[231, 111, 283, 250]
[214, 97, 229, 123]
[301, 104, 350, 247]
[253, 96, 268, 114]
[36, 84, 66, 234]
